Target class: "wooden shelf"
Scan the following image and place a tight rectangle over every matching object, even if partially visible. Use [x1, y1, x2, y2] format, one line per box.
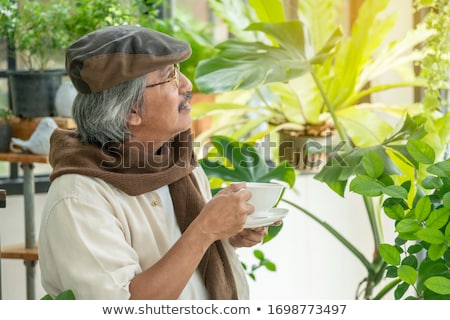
[0, 152, 48, 164]
[1, 243, 38, 261]
[10, 116, 76, 140]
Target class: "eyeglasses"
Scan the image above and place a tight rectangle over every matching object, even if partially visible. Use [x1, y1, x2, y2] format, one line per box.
[145, 64, 180, 89]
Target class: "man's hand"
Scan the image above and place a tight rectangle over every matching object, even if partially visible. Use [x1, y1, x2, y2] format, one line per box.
[229, 220, 283, 248]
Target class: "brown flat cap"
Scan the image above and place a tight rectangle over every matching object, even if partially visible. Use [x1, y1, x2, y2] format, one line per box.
[66, 25, 192, 94]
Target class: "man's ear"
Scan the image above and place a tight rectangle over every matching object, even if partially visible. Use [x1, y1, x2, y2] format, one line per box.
[128, 109, 142, 126]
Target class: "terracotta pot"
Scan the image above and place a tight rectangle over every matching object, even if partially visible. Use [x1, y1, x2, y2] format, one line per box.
[279, 130, 335, 174]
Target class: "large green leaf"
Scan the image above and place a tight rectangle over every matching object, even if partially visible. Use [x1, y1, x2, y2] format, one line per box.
[297, 0, 337, 53]
[414, 196, 432, 221]
[406, 139, 436, 165]
[314, 161, 348, 197]
[424, 276, 450, 295]
[396, 219, 422, 234]
[208, 0, 267, 42]
[398, 265, 418, 285]
[382, 185, 408, 199]
[195, 21, 314, 93]
[349, 175, 383, 197]
[191, 102, 258, 119]
[361, 150, 384, 178]
[380, 243, 401, 266]
[426, 208, 450, 230]
[427, 159, 450, 178]
[249, 0, 285, 24]
[327, 0, 393, 107]
[415, 228, 446, 245]
[428, 243, 448, 261]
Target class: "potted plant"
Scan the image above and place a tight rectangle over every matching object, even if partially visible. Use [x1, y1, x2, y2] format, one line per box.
[193, 0, 433, 173]
[0, 0, 136, 118]
[0, 0, 71, 117]
[0, 107, 12, 152]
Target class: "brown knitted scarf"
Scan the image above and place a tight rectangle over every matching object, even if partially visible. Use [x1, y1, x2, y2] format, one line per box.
[49, 128, 238, 299]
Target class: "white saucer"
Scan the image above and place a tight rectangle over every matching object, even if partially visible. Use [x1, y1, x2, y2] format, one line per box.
[244, 208, 289, 228]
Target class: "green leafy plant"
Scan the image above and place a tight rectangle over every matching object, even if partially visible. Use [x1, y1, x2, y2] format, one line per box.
[242, 249, 277, 281]
[0, 0, 136, 71]
[198, 135, 296, 279]
[0, 0, 71, 71]
[65, 0, 136, 42]
[304, 111, 449, 299]
[193, 0, 432, 145]
[378, 159, 450, 299]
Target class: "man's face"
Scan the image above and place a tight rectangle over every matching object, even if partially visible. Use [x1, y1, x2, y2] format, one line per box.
[129, 64, 193, 146]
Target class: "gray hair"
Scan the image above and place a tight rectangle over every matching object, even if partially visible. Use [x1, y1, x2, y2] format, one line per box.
[72, 75, 147, 145]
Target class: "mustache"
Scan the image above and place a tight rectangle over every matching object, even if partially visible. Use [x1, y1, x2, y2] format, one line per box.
[183, 91, 192, 104]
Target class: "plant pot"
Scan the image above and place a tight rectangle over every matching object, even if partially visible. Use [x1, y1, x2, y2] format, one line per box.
[0, 123, 12, 152]
[8, 69, 66, 118]
[279, 130, 334, 174]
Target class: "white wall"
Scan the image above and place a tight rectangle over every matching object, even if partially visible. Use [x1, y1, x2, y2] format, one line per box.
[238, 176, 396, 299]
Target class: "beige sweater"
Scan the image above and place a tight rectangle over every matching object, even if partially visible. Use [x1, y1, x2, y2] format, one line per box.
[38, 167, 249, 299]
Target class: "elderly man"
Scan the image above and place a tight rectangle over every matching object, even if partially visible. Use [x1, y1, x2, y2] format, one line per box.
[38, 26, 267, 300]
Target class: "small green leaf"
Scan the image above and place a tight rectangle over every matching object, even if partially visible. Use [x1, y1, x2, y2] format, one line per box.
[407, 244, 423, 254]
[428, 243, 448, 261]
[362, 150, 384, 178]
[385, 266, 398, 278]
[398, 265, 418, 285]
[406, 140, 435, 164]
[349, 175, 383, 196]
[253, 249, 264, 260]
[426, 207, 450, 229]
[422, 176, 443, 189]
[394, 282, 410, 299]
[380, 243, 401, 266]
[396, 219, 421, 233]
[446, 223, 450, 240]
[395, 237, 407, 246]
[414, 196, 432, 221]
[401, 255, 418, 268]
[264, 261, 277, 271]
[426, 160, 450, 178]
[384, 204, 405, 220]
[443, 192, 450, 208]
[424, 276, 450, 295]
[415, 228, 445, 244]
[54, 289, 76, 300]
[263, 224, 283, 243]
[382, 185, 408, 199]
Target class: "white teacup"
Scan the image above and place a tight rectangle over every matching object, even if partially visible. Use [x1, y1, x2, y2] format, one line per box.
[244, 182, 284, 216]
